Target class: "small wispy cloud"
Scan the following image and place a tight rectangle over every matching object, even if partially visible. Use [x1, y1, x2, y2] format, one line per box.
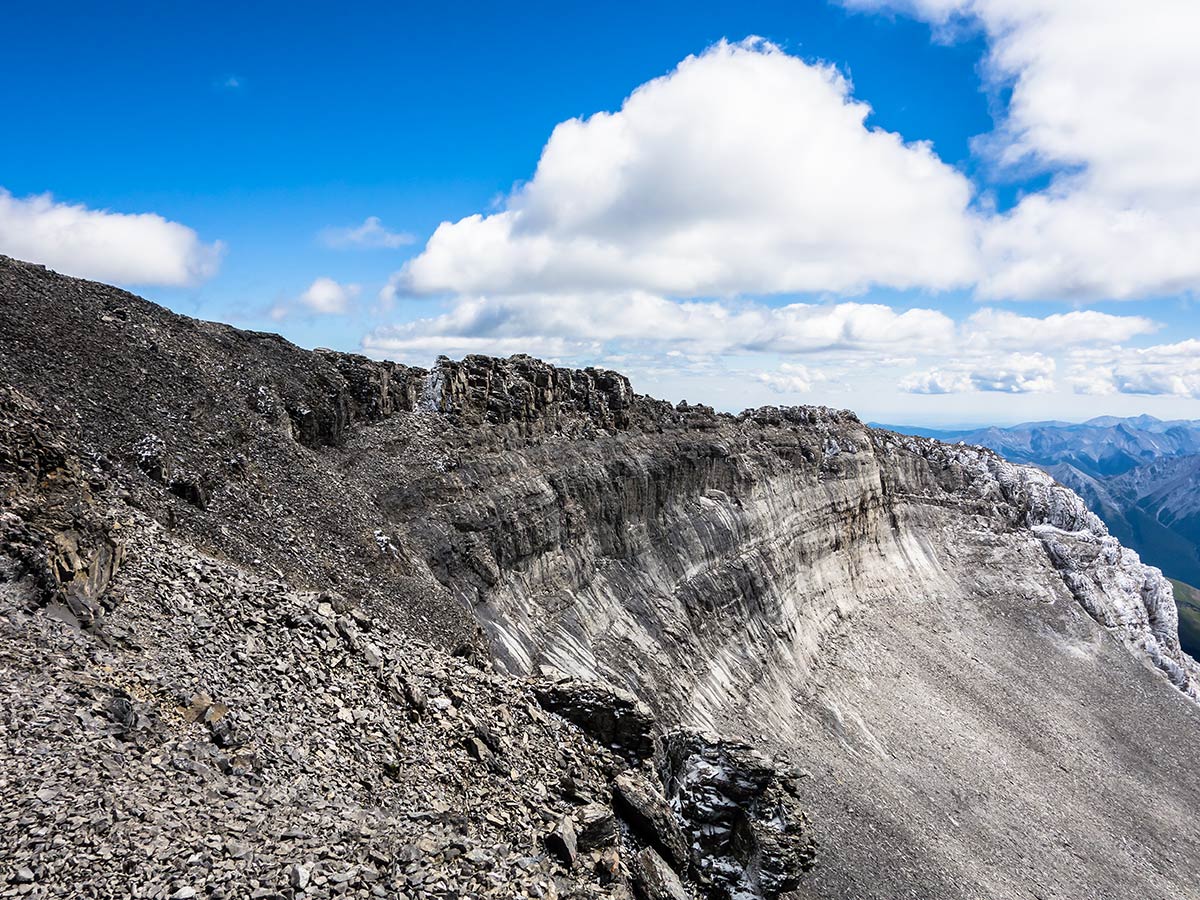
[320, 216, 414, 250]
[900, 353, 1057, 395]
[754, 363, 824, 394]
[220, 76, 242, 90]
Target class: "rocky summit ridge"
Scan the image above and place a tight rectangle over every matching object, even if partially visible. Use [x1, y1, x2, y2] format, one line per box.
[1, 254, 1198, 900]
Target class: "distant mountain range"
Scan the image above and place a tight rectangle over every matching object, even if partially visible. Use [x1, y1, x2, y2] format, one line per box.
[882, 415, 1200, 478]
[880, 415, 1200, 652]
[1046, 454, 1200, 584]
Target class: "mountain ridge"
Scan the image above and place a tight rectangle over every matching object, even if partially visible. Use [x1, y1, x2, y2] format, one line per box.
[882, 416, 1200, 609]
[2, 255, 1199, 899]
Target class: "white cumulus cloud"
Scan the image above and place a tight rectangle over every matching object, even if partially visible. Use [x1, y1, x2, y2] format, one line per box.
[0, 188, 222, 286]
[847, 0, 1200, 301]
[901, 352, 1057, 394]
[299, 277, 360, 314]
[396, 38, 979, 299]
[394, 16, 1200, 306]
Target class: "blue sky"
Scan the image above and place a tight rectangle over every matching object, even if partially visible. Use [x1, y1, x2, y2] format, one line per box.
[3, 0, 1199, 426]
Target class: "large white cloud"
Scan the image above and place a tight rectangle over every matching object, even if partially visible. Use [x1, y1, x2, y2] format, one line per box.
[397, 39, 979, 298]
[901, 352, 1057, 394]
[396, 15, 1200, 305]
[847, 0, 1200, 301]
[0, 188, 222, 286]
[363, 292, 958, 362]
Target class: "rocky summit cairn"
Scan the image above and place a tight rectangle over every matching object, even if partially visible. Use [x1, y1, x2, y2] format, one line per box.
[1, 254, 1199, 899]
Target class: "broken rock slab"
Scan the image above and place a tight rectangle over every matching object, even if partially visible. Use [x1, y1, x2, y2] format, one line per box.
[576, 801, 619, 852]
[613, 770, 689, 871]
[632, 846, 689, 900]
[533, 676, 660, 761]
[545, 813, 579, 867]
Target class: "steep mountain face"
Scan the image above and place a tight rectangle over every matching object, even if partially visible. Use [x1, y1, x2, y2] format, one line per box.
[1112, 453, 1200, 543]
[2, 256, 1200, 900]
[380, 394, 1199, 709]
[885, 418, 1200, 613]
[1171, 579, 1200, 663]
[1048, 455, 1200, 592]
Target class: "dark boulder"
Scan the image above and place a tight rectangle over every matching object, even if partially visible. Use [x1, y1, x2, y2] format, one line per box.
[533, 677, 659, 762]
[665, 731, 816, 900]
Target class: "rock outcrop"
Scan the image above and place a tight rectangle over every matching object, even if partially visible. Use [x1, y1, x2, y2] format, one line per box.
[1, 255, 1199, 900]
[533, 676, 660, 762]
[664, 731, 815, 899]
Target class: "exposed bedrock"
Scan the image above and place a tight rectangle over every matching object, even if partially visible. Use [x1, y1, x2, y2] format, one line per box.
[363, 355, 1200, 899]
[381, 382, 1199, 722]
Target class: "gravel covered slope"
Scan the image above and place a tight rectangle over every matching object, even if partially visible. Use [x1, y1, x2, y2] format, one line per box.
[0, 255, 472, 651]
[0, 257, 817, 899]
